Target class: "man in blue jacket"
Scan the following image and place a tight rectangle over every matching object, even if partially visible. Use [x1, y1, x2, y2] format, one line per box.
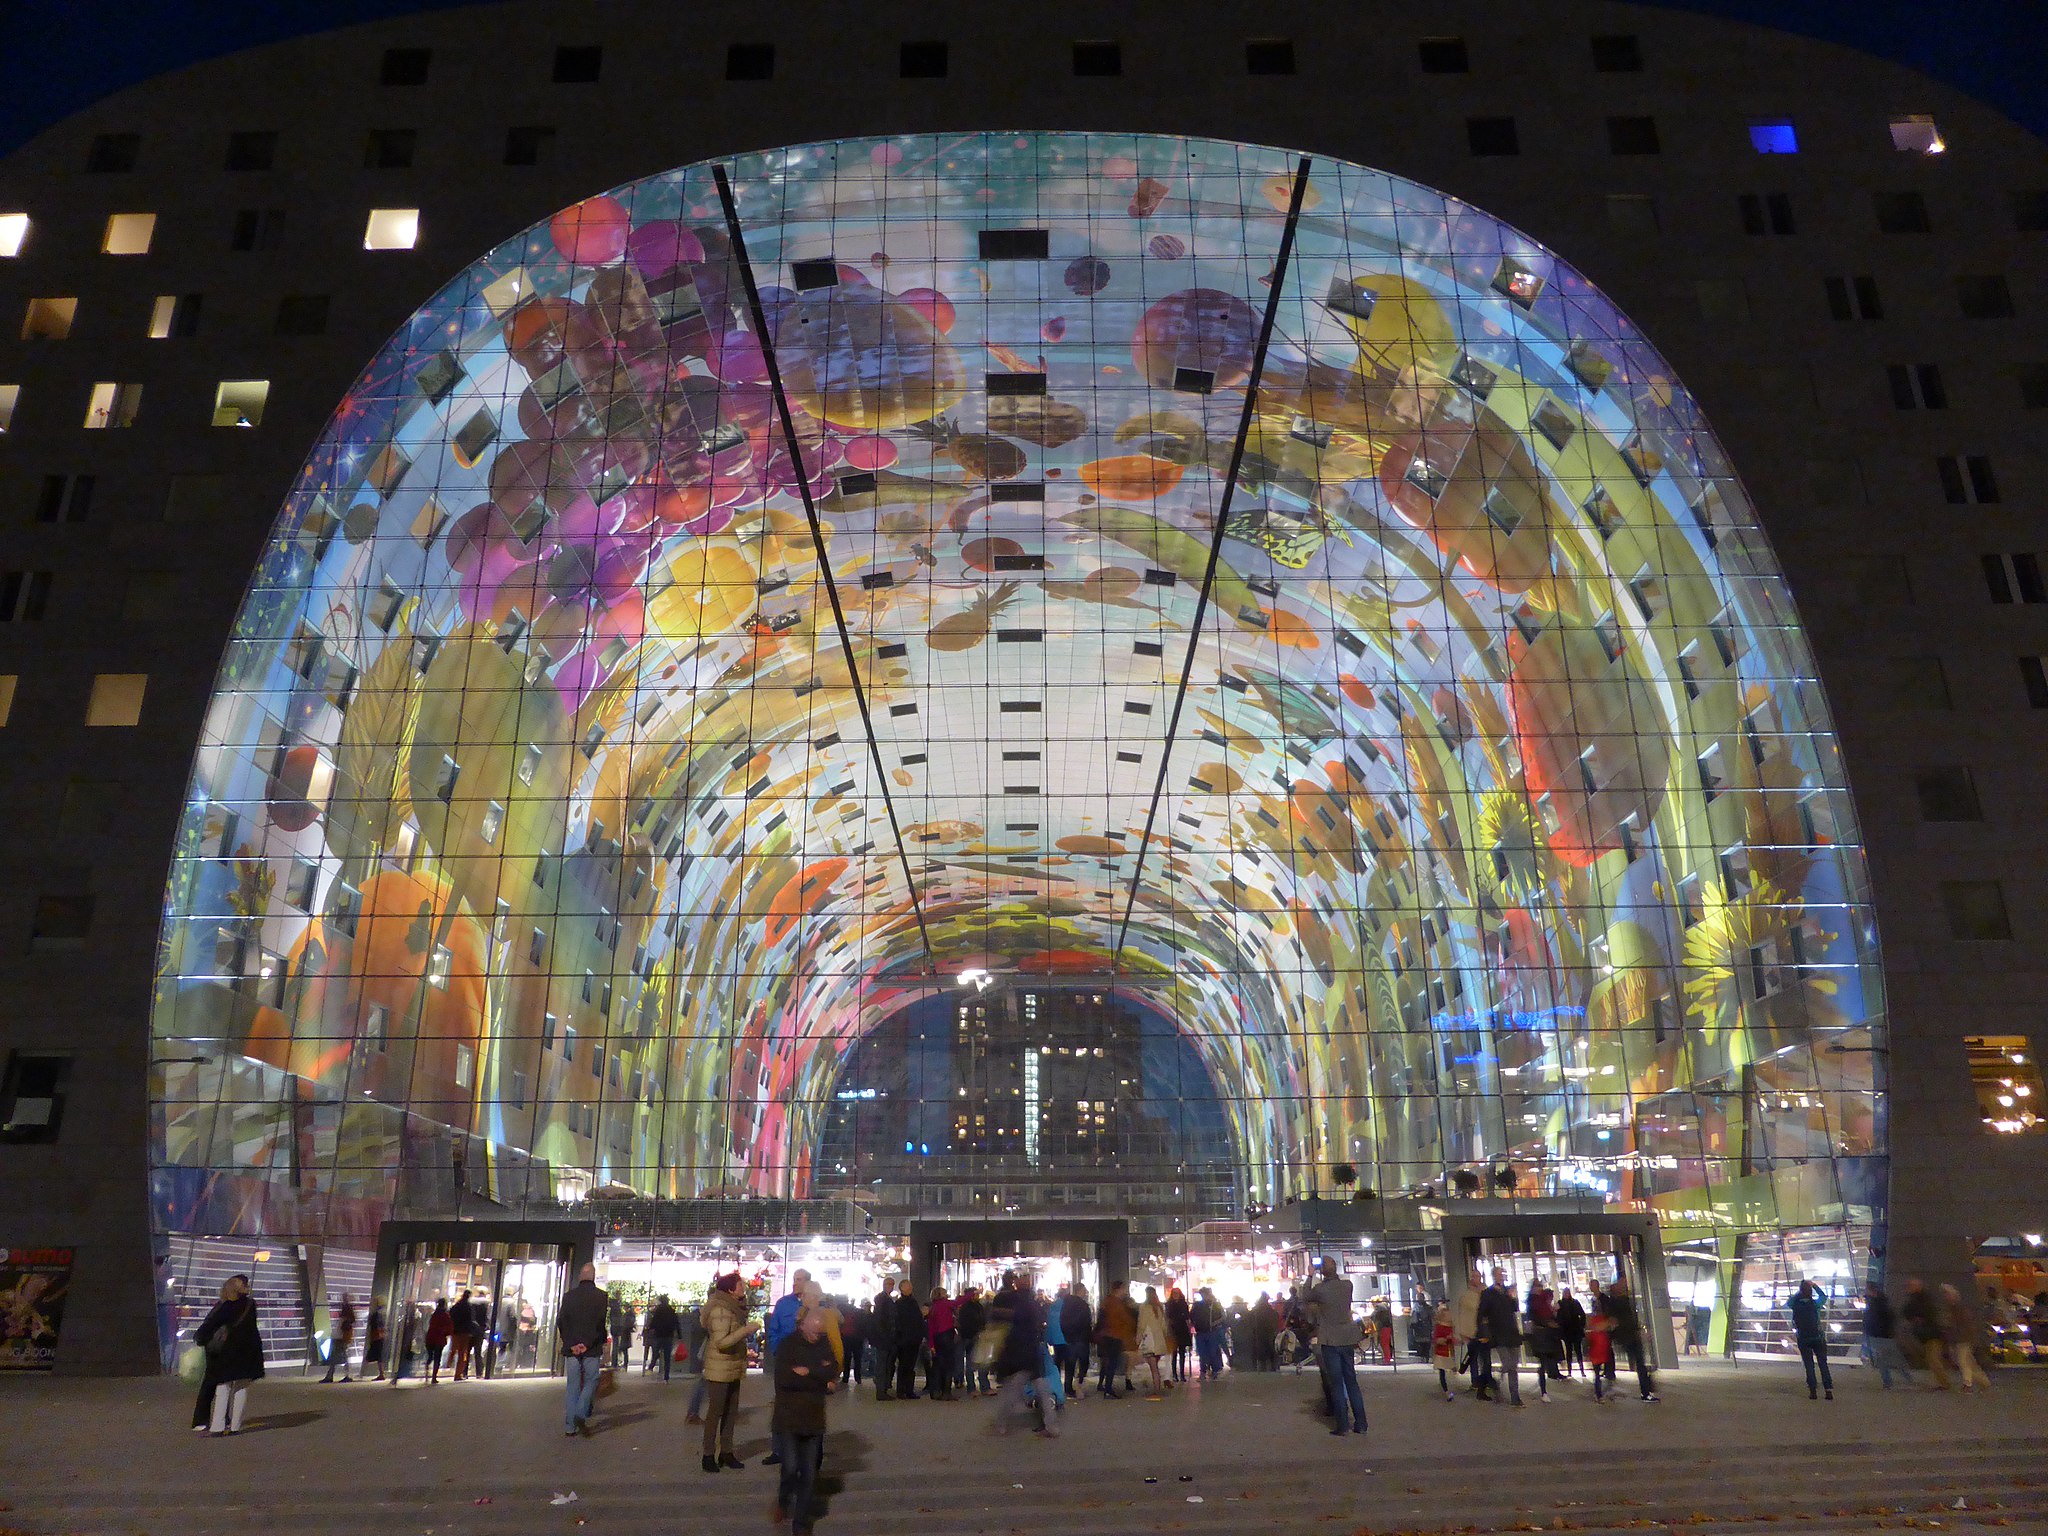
[760, 1268, 811, 1464]
[1788, 1279, 1833, 1400]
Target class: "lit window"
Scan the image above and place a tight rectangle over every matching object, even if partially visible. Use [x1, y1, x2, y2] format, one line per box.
[1749, 120, 1798, 154]
[148, 294, 202, 338]
[22, 297, 76, 341]
[0, 214, 27, 257]
[427, 945, 453, 989]
[363, 208, 419, 250]
[84, 381, 142, 429]
[212, 380, 270, 428]
[1890, 115, 1945, 155]
[101, 212, 155, 255]
[0, 675, 14, 724]
[1965, 1036, 2043, 1133]
[85, 673, 148, 727]
[0, 385, 17, 432]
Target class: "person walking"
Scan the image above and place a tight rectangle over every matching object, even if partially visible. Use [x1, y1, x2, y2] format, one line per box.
[1453, 1269, 1487, 1397]
[770, 1301, 839, 1536]
[1901, 1277, 1945, 1386]
[1308, 1256, 1368, 1436]
[362, 1301, 387, 1382]
[1095, 1280, 1137, 1398]
[1166, 1286, 1194, 1383]
[1370, 1297, 1396, 1367]
[925, 1284, 959, 1400]
[1430, 1297, 1457, 1400]
[1250, 1292, 1279, 1372]
[1060, 1282, 1093, 1397]
[321, 1291, 357, 1383]
[1526, 1278, 1563, 1398]
[644, 1294, 679, 1381]
[191, 1274, 264, 1436]
[1136, 1285, 1171, 1399]
[956, 1285, 988, 1395]
[1788, 1279, 1834, 1400]
[450, 1288, 477, 1381]
[890, 1278, 925, 1400]
[1476, 1268, 1523, 1406]
[555, 1262, 608, 1438]
[1939, 1284, 1991, 1391]
[613, 1298, 638, 1371]
[699, 1272, 756, 1471]
[991, 1270, 1047, 1433]
[1556, 1286, 1588, 1377]
[842, 1299, 868, 1388]
[424, 1297, 452, 1384]
[1038, 1285, 1065, 1400]
[1862, 1281, 1913, 1388]
[870, 1283, 899, 1400]
[1604, 1275, 1658, 1401]
[1586, 1304, 1616, 1402]
[761, 1270, 811, 1466]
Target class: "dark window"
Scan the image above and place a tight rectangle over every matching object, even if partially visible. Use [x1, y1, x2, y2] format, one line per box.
[1073, 40, 1121, 76]
[1983, 554, 2015, 604]
[273, 294, 330, 336]
[2013, 190, 2048, 232]
[1825, 275, 1882, 320]
[1887, 364, 1947, 410]
[1467, 116, 1519, 156]
[1745, 192, 1795, 234]
[0, 571, 52, 622]
[0, 1053, 71, 1143]
[364, 128, 416, 169]
[1246, 39, 1296, 75]
[1943, 881, 2012, 942]
[34, 474, 93, 523]
[2021, 655, 2048, 708]
[726, 43, 774, 80]
[1418, 36, 1469, 72]
[158, 292, 203, 337]
[1874, 190, 1931, 233]
[1607, 115, 1660, 155]
[978, 229, 1048, 260]
[504, 125, 556, 166]
[1606, 194, 1659, 234]
[553, 45, 603, 83]
[1956, 274, 2014, 319]
[230, 208, 285, 252]
[1590, 34, 1642, 71]
[1946, 457, 2002, 505]
[29, 893, 92, 951]
[1916, 766, 1983, 822]
[899, 40, 947, 77]
[2020, 365, 2048, 411]
[224, 130, 277, 172]
[380, 47, 431, 85]
[85, 133, 139, 173]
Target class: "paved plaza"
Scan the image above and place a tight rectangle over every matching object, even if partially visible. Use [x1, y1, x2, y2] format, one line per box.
[2, 1360, 2044, 1535]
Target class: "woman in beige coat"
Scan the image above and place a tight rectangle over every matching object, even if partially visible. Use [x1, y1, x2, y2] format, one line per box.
[1136, 1286, 1172, 1400]
[698, 1274, 756, 1472]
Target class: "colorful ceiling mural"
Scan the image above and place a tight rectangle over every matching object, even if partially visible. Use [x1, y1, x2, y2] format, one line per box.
[150, 133, 1885, 1243]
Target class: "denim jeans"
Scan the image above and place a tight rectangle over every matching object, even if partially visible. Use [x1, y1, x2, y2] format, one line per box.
[1797, 1335, 1834, 1394]
[1867, 1334, 1913, 1387]
[1319, 1343, 1366, 1432]
[563, 1352, 602, 1432]
[774, 1432, 824, 1530]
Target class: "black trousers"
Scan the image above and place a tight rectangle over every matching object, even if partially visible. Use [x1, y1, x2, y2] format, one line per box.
[871, 1341, 893, 1395]
[1096, 1338, 1125, 1393]
[1562, 1333, 1586, 1374]
[1797, 1336, 1833, 1394]
[894, 1342, 920, 1398]
[926, 1333, 955, 1397]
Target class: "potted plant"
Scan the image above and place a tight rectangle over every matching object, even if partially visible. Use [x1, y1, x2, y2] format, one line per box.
[1492, 1163, 1520, 1195]
[1331, 1163, 1358, 1191]
[1450, 1168, 1482, 1198]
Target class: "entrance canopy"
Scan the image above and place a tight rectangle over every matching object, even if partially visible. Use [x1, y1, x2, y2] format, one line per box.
[151, 134, 1884, 1251]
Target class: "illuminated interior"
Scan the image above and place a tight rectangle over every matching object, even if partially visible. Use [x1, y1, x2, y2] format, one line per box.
[148, 133, 1887, 1323]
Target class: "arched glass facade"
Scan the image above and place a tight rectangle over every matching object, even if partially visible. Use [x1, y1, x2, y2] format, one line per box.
[149, 132, 1885, 1352]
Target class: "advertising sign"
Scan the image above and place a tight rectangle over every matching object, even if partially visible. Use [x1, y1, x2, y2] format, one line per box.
[0, 1246, 74, 1370]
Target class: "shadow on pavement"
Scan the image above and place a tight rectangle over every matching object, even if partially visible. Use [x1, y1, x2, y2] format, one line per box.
[241, 1410, 326, 1433]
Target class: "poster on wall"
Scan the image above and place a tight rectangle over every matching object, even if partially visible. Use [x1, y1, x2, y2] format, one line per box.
[0, 1247, 74, 1370]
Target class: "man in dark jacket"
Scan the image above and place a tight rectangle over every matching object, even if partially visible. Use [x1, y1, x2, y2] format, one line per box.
[644, 1295, 680, 1381]
[771, 1304, 840, 1536]
[991, 1271, 1047, 1433]
[954, 1286, 987, 1395]
[555, 1263, 609, 1436]
[1555, 1286, 1589, 1376]
[1603, 1275, 1658, 1401]
[1059, 1284, 1094, 1396]
[871, 1285, 899, 1400]
[1863, 1281, 1913, 1388]
[891, 1278, 925, 1400]
[1475, 1268, 1523, 1405]
[1788, 1280, 1833, 1399]
[450, 1288, 476, 1381]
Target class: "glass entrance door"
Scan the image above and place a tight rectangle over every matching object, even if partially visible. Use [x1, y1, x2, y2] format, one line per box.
[1465, 1233, 1656, 1366]
[383, 1241, 570, 1377]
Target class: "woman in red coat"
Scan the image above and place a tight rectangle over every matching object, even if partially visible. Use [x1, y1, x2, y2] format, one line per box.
[925, 1286, 959, 1401]
[424, 1298, 452, 1384]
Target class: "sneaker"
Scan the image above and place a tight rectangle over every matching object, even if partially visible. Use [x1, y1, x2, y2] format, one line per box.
[1825, 1389, 1834, 1400]
[1640, 1393, 1659, 1402]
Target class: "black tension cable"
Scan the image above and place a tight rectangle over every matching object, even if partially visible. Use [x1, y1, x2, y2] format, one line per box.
[712, 164, 938, 977]
[1113, 155, 1315, 965]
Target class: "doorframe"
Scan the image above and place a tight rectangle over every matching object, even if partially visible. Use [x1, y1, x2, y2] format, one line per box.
[906, 1216, 1128, 1297]
[372, 1218, 597, 1370]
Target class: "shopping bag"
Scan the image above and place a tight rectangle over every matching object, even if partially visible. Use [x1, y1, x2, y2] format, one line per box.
[971, 1322, 1008, 1370]
[595, 1367, 618, 1399]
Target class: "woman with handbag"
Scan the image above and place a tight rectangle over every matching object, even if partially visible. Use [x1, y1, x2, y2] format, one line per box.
[191, 1274, 264, 1436]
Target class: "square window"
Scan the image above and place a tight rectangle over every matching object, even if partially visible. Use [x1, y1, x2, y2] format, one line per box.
[1966, 1035, 2044, 1134]
[1607, 115, 1660, 155]
[553, 44, 603, 83]
[2012, 190, 2048, 232]
[273, 294, 329, 336]
[1418, 36, 1469, 72]
[1246, 38, 1296, 75]
[726, 42, 775, 80]
[504, 125, 555, 166]
[900, 40, 947, 78]
[364, 128, 416, 169]
[1914, 765, 1982, 821]
[0, 675, 15, 726]
[0, 1053, 71, 1143]
[2020, 365, 2048, 411]
[101, 212, 155, 255]
[224, 131, 277, 172]
[85, 133, 139, 173]
[22, 297, 76, 342]
[84, 381, 141, 429]
[380, 47, 431, 86]
[1943, 880, 2012, 941]
[149, 293, 202, 338]
[1890, 115, 1945, 155]
[1605, 193, 1659, 235]
[363, 208, 419, 250]
[0, 213, 29, 257]
[229, 207, 285, 252]
[1073, 39, 1121, 76]
[213, 380, 269, 428]
[85, 673, 147, 726]
[1590, 33, 1642, 71]
[1874, 190, 1930, 234]
[1749, 120, 1798, 154]
[1956, 274, 2014, 319]
[1467, 116, 1519, 156]
[0, 571, 50, 622]
[2021, 655, 2048, 708]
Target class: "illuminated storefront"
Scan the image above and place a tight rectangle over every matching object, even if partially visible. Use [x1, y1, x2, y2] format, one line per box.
[147, 131, 1886, 1365]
